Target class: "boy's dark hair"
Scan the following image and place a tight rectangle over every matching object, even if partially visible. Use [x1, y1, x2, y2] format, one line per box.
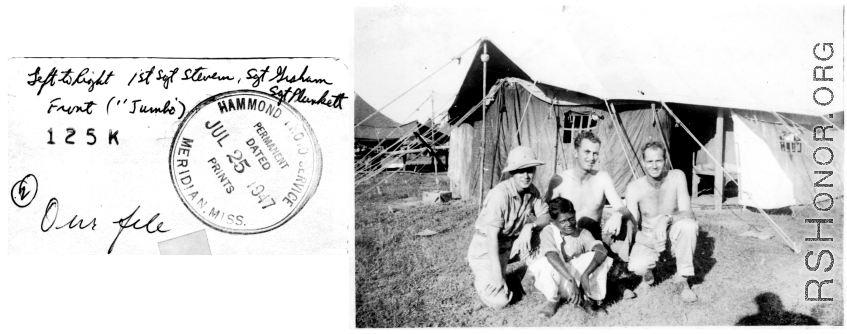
[548, 197, 576, 219]
[574, 131, 601, 149]
[641, 141, 666, 160]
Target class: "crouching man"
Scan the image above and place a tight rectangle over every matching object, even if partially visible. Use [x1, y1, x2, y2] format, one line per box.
[625, 141, 699, 302]
[526, 197, 613, 317]
[467, 146, 551, 309]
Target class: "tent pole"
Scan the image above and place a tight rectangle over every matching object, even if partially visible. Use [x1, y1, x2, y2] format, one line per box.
[661, 102, 799, 253]
[611, 103, 646, 177]
[735, 141, 744, 211]
[478, 41, 488, 208]
[691, 151, 699, 199]
[714, 110, 725, 211]
[651, 104, 673, 169]
[554, 113, 559, 175]
[604, 100, 639, 180]
[432, 90, 439, 191]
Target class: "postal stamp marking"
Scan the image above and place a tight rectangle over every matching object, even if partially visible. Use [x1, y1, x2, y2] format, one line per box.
[169, 90, 322, 234]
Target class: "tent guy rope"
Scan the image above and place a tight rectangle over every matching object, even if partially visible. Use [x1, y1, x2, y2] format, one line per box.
[662, 102, 799, 253]
[355, 121, 446, 184]
[604, 100, 639, 180]
[355, 38, 481, 128]
[355, 92, 455, 173]
[356, 97, 483, 188]
[514, 82, 536, 146]
[355, 95, 436, 172]
[354, 99, 453, 174]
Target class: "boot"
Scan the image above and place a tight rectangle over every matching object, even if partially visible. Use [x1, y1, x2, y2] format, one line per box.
[539, 300, 558, 318]
[673, 277, 698, 303]
[608, 259, 633, 279]
[636, 270, 654, 291]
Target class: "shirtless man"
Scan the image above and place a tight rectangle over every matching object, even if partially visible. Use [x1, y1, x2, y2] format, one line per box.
[546, 131, 636, 272]
[625, 141, 698, 302]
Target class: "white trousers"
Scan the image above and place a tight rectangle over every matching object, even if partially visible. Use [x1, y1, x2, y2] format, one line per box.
[527, 252, 613, 302]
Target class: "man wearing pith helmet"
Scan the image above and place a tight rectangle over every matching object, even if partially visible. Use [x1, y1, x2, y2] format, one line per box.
[467, 146, 552, 309]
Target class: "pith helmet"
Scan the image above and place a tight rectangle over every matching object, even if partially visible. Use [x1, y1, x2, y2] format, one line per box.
[501, 146, 545, 173]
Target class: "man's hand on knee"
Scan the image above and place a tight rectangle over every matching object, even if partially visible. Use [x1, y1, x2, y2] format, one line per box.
[654, 215, 671, 242]
[602, 213, 622, 236]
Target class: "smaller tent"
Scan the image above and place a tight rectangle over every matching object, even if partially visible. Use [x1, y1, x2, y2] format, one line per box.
[355, 94, 419, 146]
[396, 118, 450, 171]
[355, 94, 420, 169]
[420, 118, 451, 146]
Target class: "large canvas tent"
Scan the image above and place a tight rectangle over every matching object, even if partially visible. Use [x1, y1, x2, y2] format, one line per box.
[449, 77, 673, 200]
[447, 39, 844, 210]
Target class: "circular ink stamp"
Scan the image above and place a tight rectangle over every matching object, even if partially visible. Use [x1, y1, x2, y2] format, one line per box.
[169, 90, 322, 234]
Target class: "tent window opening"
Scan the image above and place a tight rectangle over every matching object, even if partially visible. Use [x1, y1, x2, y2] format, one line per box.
[560, 112, 599, 144]
[778, 131, 802, 153]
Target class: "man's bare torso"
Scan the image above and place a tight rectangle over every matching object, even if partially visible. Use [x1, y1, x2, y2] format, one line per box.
[549, 169, 609, 221]
[629, 170, 685, 228]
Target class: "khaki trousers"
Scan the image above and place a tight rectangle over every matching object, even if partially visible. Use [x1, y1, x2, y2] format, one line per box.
[467, 233, 513, 309]
[628, 218, 698, 277]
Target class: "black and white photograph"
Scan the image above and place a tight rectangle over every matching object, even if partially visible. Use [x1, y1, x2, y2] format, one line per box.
[354, 2, 844, 327]
[2, 1, 846, 333]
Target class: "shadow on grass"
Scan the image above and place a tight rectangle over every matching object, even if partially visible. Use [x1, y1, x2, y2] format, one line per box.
[650, 229, 717, 287]
[603, 274, 640, 305]
[748, 206, 793, 215]
[736, 293, 820, 326]
[506, 265, 529, 304]
[602, 228, 717, 305]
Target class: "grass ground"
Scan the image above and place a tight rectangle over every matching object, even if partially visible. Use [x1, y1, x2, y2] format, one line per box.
[355, 173, 844, 327]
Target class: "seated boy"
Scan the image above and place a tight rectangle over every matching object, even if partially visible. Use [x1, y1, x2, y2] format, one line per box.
[525, 197, 613, 317]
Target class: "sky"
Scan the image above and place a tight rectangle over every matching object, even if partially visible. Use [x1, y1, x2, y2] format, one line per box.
[354, 4, 577, 124]
[354, 5, 522, 125]
[354, 1, 844, 125]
